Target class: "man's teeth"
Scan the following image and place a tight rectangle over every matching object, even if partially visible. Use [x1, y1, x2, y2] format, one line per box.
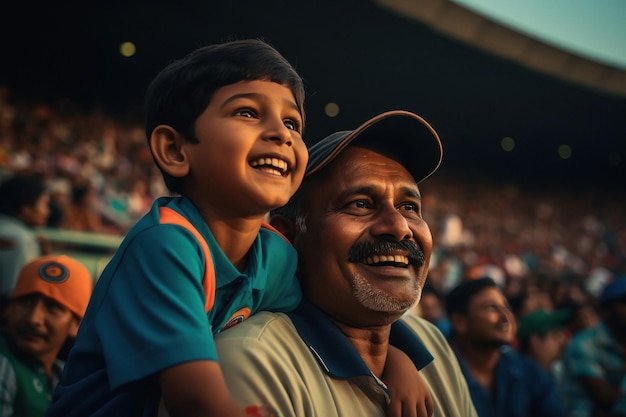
[363, 255, 409, 265]
[250, 157, 288, 173]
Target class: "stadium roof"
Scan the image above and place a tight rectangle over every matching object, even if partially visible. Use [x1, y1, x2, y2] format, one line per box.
[2, 0, 625, 188]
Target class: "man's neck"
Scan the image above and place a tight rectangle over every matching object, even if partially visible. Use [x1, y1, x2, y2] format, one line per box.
[454, 338, 501, 391]
[334, 321, 392, 378]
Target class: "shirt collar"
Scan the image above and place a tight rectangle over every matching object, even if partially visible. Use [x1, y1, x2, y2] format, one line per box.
[174, 197, 264, 288]
[287, 300, 433, 379]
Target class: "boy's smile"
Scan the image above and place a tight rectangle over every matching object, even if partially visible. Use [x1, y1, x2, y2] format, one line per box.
[250, 155, 290, 176]
[184, 79, 308, 218]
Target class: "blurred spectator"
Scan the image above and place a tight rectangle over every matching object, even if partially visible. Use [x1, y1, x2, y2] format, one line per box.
[561, 278, 626, 416]
[416, 282, 451, 338]
[60, 179, 109, 233]
[516, 309, 569, 389]
[0, 174, 50, 299]
[563, 300, 600, 336]
[0, 255, 92, 417]
[446, 277, 568, 417]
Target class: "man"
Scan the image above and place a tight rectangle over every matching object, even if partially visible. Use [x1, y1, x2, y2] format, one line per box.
[0, 174, 51, 300]
[516, 309, 569, 373]
[446, 277, 568, 417]
[214, 110, 478, 416]
[561, 277, 626, 416]
[0, 255, 92, 417]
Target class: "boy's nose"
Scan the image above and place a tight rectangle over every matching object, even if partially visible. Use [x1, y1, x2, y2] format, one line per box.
[263, 119, 293, 146]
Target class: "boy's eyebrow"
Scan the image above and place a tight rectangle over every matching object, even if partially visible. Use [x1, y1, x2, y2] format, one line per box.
[221, 92, 300, 113]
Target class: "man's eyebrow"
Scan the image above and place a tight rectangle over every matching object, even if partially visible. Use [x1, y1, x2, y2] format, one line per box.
[335, 184, 421, 201]
[220, 92, 300, 113]
[400, 185, 421, 200]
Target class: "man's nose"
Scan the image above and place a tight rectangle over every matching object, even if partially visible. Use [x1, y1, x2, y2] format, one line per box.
[370, 205, 413, 241]
[25, 300, 47, 324]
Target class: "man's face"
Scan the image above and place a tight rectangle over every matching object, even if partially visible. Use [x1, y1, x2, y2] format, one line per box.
[5, 293, 79, 361]
[419, 292, 444, 324]
[294, 147, 433, 326]
[456, 287, 514, 348]
[20, 192, 50, 227]
[530, 329, 566, 364]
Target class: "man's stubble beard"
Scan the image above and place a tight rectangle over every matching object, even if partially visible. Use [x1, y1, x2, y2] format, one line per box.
[352, 271, 422, 313]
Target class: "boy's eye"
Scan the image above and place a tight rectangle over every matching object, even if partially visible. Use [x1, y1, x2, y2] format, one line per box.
[235, 109, 257, 118]
[284, 119, 297, 131]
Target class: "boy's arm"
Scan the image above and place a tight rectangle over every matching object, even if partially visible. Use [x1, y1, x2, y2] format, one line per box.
[383, 345, 433, 417]
[159, 361, 250, 417]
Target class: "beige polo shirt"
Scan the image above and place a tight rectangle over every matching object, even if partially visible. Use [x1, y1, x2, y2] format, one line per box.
[216, 302, 477, 417]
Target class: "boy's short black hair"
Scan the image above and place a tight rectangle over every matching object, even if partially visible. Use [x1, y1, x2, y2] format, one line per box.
[445, 277, 499, 318]
[0, 174, 46, 216]
[145, 38, 306, 194]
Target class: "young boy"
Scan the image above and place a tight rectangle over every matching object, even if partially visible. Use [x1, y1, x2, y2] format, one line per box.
[47, 39, 307, 417]
[48, 39, 431, 417]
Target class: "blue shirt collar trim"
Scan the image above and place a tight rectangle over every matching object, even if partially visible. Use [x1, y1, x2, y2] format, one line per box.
[287, 300, 433, 379]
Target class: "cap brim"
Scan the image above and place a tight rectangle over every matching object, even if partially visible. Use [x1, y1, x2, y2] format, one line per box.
[306, 110, 443, 183]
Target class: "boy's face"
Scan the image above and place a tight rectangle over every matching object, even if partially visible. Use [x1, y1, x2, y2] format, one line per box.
[185, 80, 307, 217]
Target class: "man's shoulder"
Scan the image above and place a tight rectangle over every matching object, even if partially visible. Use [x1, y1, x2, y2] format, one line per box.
[216, 311, 294, 342]
[400, 314, 448, 344]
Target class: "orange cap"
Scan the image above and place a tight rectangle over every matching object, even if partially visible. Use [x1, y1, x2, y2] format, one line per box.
[12, 255, 93, 319]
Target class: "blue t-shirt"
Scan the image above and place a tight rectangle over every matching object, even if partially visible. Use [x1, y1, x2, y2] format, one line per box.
[455, 345, 568, 417]
[47, 196, 301, 417]
[561, 321, 626, 417]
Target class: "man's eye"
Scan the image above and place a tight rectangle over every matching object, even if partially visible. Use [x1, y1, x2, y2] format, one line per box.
[352, 200, 369, 209]
[400, 202, 418, 212]
[45, 300, 66, 314]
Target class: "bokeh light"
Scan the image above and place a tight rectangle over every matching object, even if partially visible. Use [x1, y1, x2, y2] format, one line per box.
[500, 136, 515, 152]
[119, 42, 136, 57]
[324, 102, 340, 117]
[558, 144, 573, 159]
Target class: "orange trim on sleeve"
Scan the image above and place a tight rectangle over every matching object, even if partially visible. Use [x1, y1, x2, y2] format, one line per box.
[158, 206, 215, 312]
[261, 221, 292, 245]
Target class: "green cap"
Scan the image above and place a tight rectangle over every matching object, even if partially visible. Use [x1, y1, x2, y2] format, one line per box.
[517, 309, 570, 339]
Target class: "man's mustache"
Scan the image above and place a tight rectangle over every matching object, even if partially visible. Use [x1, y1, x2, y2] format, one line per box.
[347, 238, 425, 266]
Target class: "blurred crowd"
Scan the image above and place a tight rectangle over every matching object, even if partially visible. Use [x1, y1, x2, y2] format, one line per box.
[0, 86, 167, 234]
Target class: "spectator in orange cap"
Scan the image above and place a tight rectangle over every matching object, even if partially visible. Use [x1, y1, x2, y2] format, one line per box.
[0, 255, 92, 417]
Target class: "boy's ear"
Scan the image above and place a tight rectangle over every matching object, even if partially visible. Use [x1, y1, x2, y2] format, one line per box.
[150, 125, 190, 178]
[269, 214, 298, 242]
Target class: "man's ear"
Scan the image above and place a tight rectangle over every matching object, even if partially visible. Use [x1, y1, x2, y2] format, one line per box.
[269, 214, 298, 242]
[450, 313, 469, 334]
[149, 125, 190, 178]
[68, 317, 81, 338]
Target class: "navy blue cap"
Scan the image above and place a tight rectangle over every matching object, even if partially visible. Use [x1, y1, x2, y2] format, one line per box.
[600, 277, 626, 304]
[306, 110, 443, 183]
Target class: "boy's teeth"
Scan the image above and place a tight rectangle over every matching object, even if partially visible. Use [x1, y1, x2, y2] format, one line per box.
[250, 158, 287, 172]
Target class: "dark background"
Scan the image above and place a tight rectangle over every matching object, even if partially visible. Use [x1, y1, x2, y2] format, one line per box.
[2, 0, 625, 190]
